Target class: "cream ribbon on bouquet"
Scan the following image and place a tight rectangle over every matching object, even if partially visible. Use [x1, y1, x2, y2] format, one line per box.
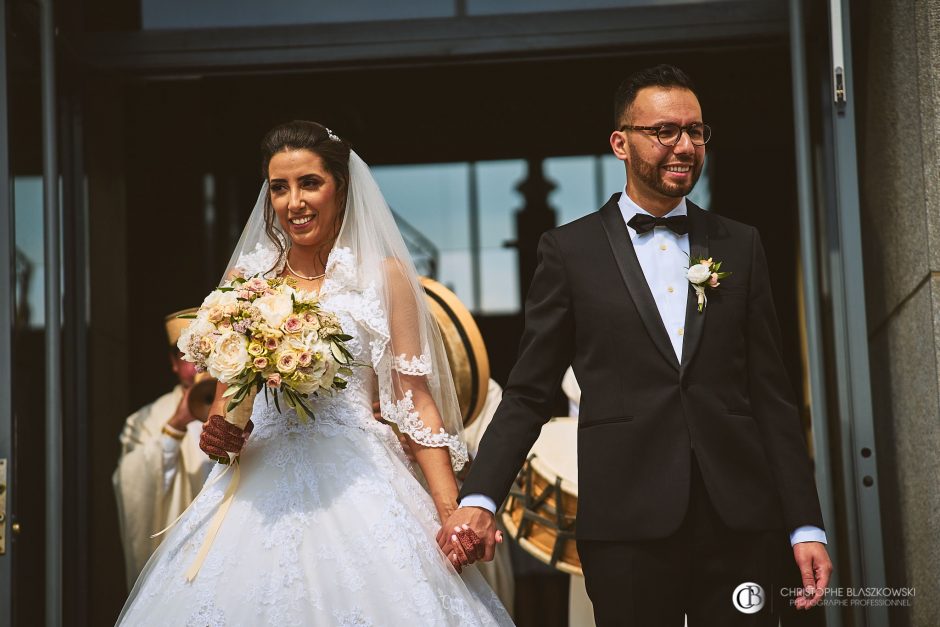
[149, 390, 254, 581]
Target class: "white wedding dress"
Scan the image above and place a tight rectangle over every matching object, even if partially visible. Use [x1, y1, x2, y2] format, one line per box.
[117, 248, 513, 626]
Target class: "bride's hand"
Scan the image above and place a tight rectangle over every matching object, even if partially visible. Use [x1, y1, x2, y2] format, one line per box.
[434, 500, 458, 528]
[200, 415, 254, 463]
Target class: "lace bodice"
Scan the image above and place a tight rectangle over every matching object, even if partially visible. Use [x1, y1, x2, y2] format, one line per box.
[235, 245, 468, 468]
[247, 296, 387, 444]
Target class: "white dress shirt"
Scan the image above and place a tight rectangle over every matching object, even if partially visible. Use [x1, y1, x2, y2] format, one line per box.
[462, 189, 826, 546]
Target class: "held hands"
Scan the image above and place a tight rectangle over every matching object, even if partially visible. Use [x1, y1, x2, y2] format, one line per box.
[437, 507, 503, 573]
[199, 414, 254, 464]
[372, 400, 500, 574]
[792, 542, 833, 610]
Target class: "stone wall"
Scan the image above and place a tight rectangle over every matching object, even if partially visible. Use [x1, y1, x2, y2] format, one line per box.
[860, 1, 940, 625]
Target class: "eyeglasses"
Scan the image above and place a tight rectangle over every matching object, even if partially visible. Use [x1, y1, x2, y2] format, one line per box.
[619, 123, 712, 147]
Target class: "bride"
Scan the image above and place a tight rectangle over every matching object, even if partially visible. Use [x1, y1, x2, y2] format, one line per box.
[117, 121, 513, 626]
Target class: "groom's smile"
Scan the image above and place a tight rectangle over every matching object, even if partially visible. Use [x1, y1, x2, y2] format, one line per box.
[611, 85, 706, 215]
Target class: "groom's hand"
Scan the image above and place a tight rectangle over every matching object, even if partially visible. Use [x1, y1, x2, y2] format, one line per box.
[437, 507, 501, 569]
[792, 542, 832, 609]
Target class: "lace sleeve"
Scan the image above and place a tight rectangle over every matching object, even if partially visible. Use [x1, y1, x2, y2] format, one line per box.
[376, 261, 468, 471]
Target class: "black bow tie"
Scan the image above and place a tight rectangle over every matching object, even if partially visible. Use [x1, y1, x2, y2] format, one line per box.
[627, 213, 689, 236]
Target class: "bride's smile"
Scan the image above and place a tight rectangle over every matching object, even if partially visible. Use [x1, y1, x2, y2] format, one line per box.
[268, 148, 342, 256]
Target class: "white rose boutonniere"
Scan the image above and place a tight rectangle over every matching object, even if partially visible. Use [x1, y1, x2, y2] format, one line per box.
[686, 256, 731, 313]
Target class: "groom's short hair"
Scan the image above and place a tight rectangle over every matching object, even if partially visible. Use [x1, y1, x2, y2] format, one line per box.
[613, 64, 698, 128]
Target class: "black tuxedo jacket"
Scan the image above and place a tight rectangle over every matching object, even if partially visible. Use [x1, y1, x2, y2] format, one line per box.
[460, 195, 824, 541]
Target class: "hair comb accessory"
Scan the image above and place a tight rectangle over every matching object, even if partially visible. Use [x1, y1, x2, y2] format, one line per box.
[325, 127, 340, 141]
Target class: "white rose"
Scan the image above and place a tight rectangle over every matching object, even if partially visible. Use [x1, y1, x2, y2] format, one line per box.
[201, 289, 237, 311]
[254, 291, 294, 329]
[285, 334, 309, 353]
[687, 263, 711, 284]
[206, 330, 250, 382]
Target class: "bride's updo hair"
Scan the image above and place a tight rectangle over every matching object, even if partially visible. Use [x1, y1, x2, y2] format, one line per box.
[259, 120, 352, 262]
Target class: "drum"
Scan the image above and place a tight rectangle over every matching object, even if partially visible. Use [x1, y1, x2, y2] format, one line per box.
[500, 417, 581, 575]
[420, 277, 490, 427]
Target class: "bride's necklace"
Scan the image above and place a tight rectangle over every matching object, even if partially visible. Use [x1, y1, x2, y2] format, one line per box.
[285, 255, 325, 281]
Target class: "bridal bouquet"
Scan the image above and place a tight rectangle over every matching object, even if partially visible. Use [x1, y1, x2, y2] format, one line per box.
[177, 275, 355, 425]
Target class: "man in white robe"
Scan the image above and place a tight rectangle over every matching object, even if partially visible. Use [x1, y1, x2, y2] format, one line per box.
[112, 310, 213, 589]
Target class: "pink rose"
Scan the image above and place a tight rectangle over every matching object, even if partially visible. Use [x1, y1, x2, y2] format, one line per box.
[276, 351, 298, 373]
[266, 373, 282, 388]
[264, 337, 279, 351]
[246, 277, 267, 292]
[709, 273, 720, 287]
[283, 315, 304, 334]
[253, 356, 268, 369]
[237, 289, 252, 300]
[298, 351, 312, 367]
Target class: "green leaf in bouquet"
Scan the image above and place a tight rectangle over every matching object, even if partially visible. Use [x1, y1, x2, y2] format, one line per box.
[292, 390, 315, 423]
[225, 386, 248, 412]
[222, 385, 240, 399]
[229, 384, 250, 406]
[333, 334, 354, 341]
[338, 367, 353, 376]
[272, 388, 282, 413]
[330, 342, 349, 365]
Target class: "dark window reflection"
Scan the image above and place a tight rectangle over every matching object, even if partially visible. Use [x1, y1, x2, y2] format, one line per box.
[373, 154, 711, 316]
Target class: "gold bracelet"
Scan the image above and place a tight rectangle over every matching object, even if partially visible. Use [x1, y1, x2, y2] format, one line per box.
[162, 423, 186, 440]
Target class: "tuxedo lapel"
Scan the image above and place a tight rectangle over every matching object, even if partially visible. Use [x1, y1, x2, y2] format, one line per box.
[680, 201, 709, 369]
[599, 196, 680, 371]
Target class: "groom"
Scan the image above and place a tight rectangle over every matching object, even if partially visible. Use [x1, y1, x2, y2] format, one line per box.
[441, 65, 832, 625]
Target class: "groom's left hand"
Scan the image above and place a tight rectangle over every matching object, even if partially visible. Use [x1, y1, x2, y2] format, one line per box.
[792, 542, 832, 610]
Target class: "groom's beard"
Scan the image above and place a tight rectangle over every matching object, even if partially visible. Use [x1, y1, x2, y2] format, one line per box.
[628, 143, 703, 198]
